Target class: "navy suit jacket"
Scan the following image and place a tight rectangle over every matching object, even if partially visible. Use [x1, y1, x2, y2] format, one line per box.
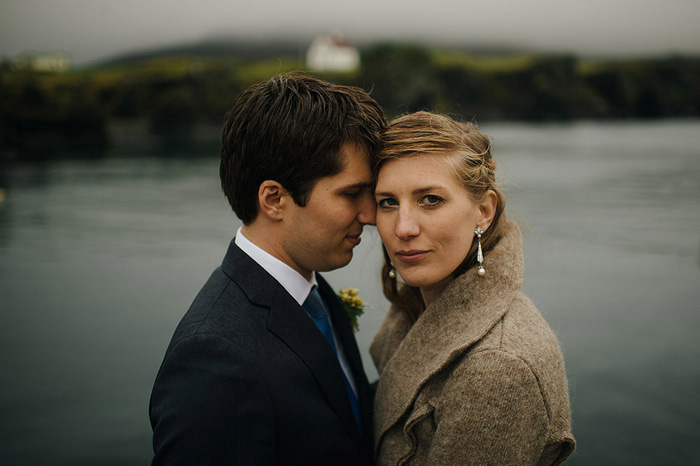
[149, 239, 374, 465]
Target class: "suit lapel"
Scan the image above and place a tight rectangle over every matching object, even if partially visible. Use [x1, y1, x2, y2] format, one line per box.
[221, 240, 363, 447]
[318, 277, 366, 384]
[317, 278, 372, 435]
[266, 291, 363, 446]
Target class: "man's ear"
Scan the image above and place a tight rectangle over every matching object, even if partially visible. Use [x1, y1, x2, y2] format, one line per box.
[257, 180, 288, 221]
[478, 189, 498, 231]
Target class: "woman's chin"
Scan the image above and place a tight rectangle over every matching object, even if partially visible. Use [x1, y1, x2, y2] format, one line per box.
[399, 271, 455, 297]
[397, 273, 430, 289]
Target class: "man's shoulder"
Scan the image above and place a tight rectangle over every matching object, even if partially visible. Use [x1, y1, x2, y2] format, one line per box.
[167, 265, 268, 349]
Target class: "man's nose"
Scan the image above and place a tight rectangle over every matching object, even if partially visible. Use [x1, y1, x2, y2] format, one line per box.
[357, 191, 377, 225]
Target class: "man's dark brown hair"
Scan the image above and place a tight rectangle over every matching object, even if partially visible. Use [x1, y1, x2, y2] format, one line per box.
[220, 72, 386, 224]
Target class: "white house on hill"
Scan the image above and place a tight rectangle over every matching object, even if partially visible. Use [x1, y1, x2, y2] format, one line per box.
[306, 33, 360, 72]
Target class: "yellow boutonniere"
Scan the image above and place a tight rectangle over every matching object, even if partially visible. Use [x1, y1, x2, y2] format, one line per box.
[338, 288, 365, 333]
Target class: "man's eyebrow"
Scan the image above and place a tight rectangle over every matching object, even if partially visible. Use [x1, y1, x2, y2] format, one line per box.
[338, 181, 373, 191]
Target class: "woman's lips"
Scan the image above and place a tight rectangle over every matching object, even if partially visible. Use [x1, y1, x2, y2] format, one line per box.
[395, 250, 429, 262]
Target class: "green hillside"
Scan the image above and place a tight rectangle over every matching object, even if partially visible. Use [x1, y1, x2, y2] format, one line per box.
[2, 43, 699, 157]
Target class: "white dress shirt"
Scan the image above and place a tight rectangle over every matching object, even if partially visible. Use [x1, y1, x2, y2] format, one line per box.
[234, 228, 358, 397]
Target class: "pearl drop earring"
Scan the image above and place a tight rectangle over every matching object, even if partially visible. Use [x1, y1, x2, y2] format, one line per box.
[475, 227, 485, 276]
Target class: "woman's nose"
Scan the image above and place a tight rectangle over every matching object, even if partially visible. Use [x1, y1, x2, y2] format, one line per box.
[395, 209, 419, 239]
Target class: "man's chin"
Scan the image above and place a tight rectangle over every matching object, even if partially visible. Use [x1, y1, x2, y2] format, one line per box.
[317, 252, 353, 272]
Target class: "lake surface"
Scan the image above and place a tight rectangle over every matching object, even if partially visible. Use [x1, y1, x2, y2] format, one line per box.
[1, 120, 699, 465]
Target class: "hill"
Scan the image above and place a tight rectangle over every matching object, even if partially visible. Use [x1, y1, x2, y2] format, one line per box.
[2, 41, 699, 158]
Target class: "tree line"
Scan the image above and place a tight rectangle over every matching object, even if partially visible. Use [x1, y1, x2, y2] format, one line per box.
[1, 43, 699, 157]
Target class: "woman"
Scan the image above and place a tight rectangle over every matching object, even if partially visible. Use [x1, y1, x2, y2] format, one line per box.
[370, 112, 575, 465]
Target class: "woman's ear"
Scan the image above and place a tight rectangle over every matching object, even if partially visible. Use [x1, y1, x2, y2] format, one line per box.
[257, 180, 287, 221]
[478, 189, 498, 231]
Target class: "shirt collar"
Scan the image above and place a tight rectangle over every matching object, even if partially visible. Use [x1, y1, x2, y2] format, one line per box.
[234, 227, 317, 305]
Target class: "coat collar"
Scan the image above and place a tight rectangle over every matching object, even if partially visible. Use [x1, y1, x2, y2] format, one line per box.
[221, 239, 366, 447]
[373, 221, 525, 441]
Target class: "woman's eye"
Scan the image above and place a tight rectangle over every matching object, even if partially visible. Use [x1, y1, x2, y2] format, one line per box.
[377, 198, 398, 208]
[419, 195, 443, 206]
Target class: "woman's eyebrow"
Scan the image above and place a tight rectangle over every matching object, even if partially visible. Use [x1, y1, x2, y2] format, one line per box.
[412, 185, 444, 195]
[374, 190, 394, 197]
[374, 185, 446, 197]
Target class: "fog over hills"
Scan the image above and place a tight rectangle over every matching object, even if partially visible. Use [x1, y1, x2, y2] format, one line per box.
[97, 37, 308, 66]
[3, 0, 699, 64]
[96, 34, 591, 68]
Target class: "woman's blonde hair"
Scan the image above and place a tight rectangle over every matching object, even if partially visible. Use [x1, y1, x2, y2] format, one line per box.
[377, 111, 506, 321]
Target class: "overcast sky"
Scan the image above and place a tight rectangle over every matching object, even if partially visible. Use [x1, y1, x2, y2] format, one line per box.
[2, 0, 699, 64]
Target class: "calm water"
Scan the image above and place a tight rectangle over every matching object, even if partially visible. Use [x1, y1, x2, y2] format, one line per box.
[1, 121, 699, 465]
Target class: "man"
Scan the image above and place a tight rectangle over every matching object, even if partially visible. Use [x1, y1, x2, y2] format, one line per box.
[149, 73, 386, 465]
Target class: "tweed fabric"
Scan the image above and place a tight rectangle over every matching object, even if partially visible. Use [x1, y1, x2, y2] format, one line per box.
[370, 221, 575, 465]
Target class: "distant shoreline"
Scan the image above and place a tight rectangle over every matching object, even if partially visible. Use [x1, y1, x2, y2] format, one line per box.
[2, 45, 699, 158]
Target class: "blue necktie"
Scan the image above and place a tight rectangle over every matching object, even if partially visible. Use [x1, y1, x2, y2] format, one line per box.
[303, 287, 362, 436]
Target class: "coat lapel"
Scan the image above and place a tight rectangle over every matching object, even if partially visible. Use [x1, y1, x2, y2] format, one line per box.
[221, 240, 363, 447]
[373, 221, 526, 443]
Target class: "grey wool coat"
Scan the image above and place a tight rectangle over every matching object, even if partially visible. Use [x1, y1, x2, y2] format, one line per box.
[370, 221, 575, 466]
